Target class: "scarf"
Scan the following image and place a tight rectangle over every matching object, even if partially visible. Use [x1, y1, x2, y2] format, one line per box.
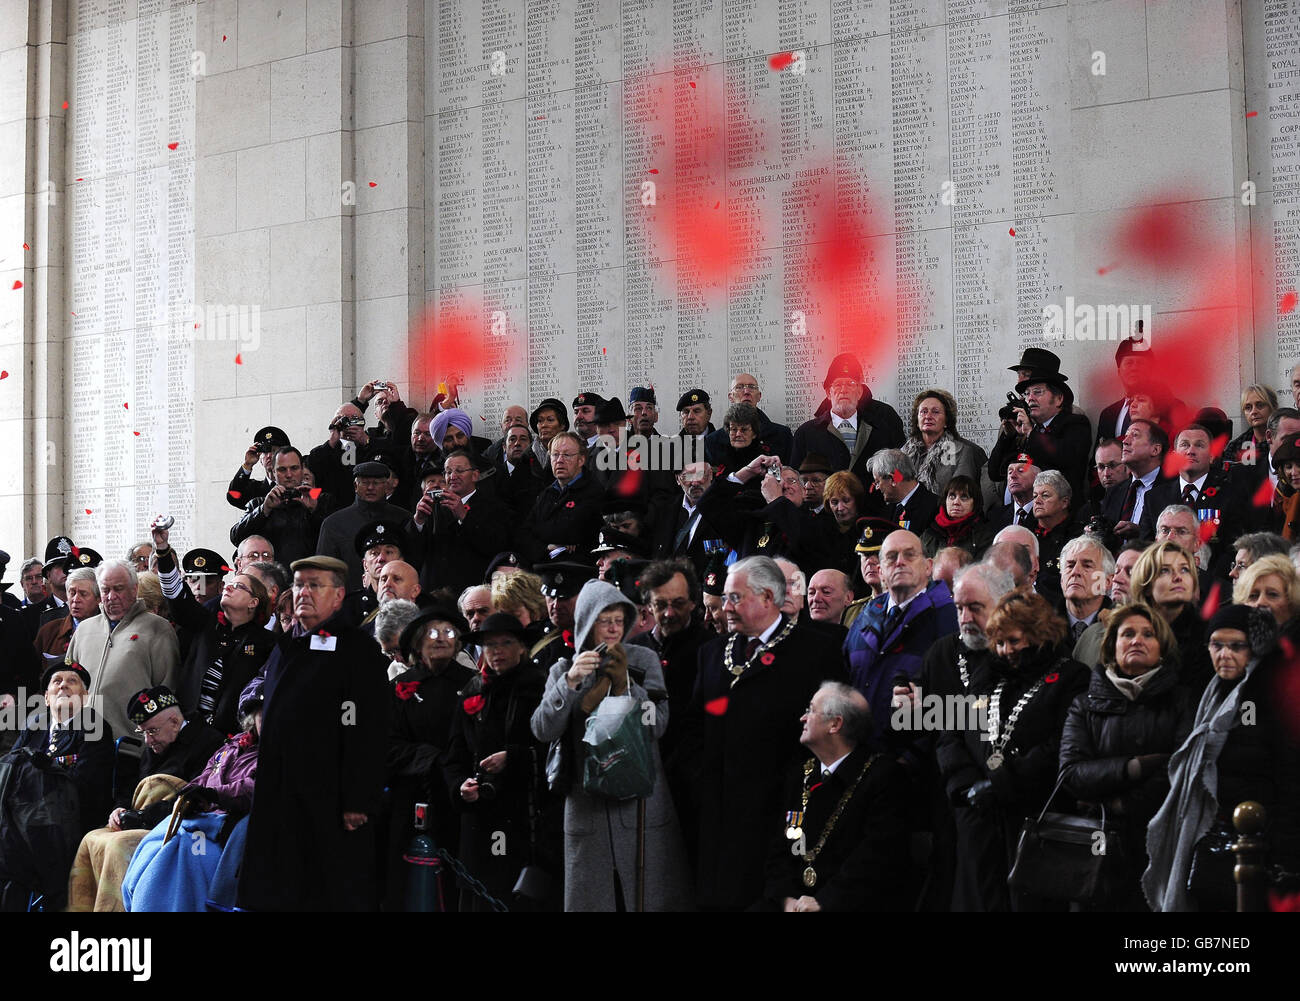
[1104, 664, 1162, 701]
[1142, 661, 1257, 912]
[902, 432, 960, 496]
[930, 505, 978, 545]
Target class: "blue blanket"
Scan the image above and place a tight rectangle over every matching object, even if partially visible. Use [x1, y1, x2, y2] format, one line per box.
[121, 814, 228, 912]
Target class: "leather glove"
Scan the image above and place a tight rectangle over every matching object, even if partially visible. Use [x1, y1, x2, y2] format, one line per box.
[601, 643, 629, 696]
[1125, 753, 1170, 781]
[966, 779, 995, 812]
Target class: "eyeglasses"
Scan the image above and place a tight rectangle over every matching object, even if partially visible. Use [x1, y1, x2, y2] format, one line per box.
[292, 581, 339, 592]
[1208, 640, 1249, 654]
[829, 379, 858, 392]
[550, 451, 581, 461]
[727, 426, 753, 437]
[444, 466, 474, 476]
[803, 705, 837, 718]
[427, 627, 459, 640]
[595, 615, 626, 629]
[732, 383, 759, 392]
[240, 551, 273, 561]
[721, 592, 750, 606]
[1023, 387, 1054, 399]
[135, 724, 169, 738]
[1230, 561, 1251, 573]
[651, 598, 692, 612]
[223, 581, 255, 596]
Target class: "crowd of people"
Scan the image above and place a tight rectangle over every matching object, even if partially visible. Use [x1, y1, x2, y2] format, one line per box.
[0, 339, 1297, 912]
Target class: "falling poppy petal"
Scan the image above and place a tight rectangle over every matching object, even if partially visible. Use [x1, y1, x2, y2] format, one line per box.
[704, 696, 729, 716]
[1253, 478, 1275, 508]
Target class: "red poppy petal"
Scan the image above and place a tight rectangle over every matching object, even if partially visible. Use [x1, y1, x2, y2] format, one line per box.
[704, 696, 729, 716]
[1199, 581, 1222, 620]
[1252, 478, 1275, 508]
[1198, 520, 1218, 545]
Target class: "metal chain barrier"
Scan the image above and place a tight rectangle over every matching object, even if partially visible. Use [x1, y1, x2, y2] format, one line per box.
[437, 849, 509, 912]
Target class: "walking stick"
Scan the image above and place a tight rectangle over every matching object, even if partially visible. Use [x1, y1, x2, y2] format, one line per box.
[636, 797, 646, 912]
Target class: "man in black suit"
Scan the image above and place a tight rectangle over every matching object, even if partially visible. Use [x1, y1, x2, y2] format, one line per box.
[1139, 424, 1244, 566]
[1093, 330, 1184, 445]
[651, 460, 726, 579]
[404, 448, 512, 597]
[755, 681, 908, 911]
[790, 353, 906, 482]
[986, 452, 1040, 533]
[686, 556, 846, 911]
[1076, 438, 1129, 526]
[493, 423, 543, 518]
[1095, 419, 1172, 550]
[863, 449, 939, 537]
[1016, 361, 1093, 503]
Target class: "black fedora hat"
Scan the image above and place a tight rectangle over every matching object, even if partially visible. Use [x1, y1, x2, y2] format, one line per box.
[595, 396, 629, 424]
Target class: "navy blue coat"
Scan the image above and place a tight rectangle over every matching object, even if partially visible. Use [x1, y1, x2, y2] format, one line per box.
[844, 580, 959, 737]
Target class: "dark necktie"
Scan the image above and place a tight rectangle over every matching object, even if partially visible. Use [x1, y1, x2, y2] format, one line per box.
[884, 604, 903, 636]
[1182, 482, 1198, 506]
[1071, 619, 1088, 643]
[743, 637, 760, 661]
[1119, 479, 1140, 522]
[1015, 507, 1029, 526]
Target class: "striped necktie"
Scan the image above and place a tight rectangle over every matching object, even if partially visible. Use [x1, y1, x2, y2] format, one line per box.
[838, 420, 857, 456]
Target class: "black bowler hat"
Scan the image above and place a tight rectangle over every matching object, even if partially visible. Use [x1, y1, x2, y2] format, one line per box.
[253, 426, 291, 452]
[126, 686, 180, 728]
[353, 460, 392, 479]
[1008, 347, 1064, 375]
[467, 611, 531, 646]
[530, 398, 569, 433]
[676, 389, 710, 411]
[484, 551, 525, 583]
[398, 604, 470, 662]
[534, 560, 597, 599]
[353, 520, 407, 557]
[595, 397, 629, 423]
[573, 392, 607, 411]
[42, 536, 75, 569]
[629, 387, 657, 406]
[182, 548, 228, 576]
[797, 452, 835, 476]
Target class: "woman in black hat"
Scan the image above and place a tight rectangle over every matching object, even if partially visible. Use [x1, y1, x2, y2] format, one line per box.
[443, 612, 550, 911]
[712, 402, 770, 481]
[384, 604, 476, 911]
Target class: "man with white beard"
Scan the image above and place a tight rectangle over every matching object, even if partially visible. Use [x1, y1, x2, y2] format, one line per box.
[890, 560, 1016, 911]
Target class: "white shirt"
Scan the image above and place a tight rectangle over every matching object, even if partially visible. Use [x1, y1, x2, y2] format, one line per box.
[897, 483, 920, 510]
[832, 412, 859, 432]
[747, 614, 783, 646]
[1130, 466, 1161, 524]
[821, 751, 851, 776]
[885, 588, 923, 618]
[680, 498, 702, 548]
[1179, 472, 1209, 502]
[1115, 399, 1130, 438]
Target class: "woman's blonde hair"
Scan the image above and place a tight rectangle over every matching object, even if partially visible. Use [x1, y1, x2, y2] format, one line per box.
[1232, 553, 1300, 613]
[491, 570, 547, 622]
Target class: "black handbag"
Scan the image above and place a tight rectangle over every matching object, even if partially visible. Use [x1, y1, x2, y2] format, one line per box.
[1186, 823, 1236, 911]
[1008, 774, 1124, 905]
